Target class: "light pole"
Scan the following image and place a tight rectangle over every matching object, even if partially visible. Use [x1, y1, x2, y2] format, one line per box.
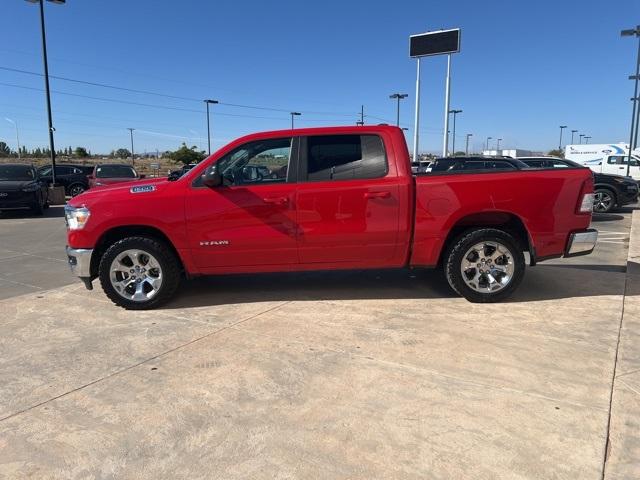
[584, 136, 592, 144]
[496, 138, 502, 152]
[127, 128, 135, 166]
[622, 26, 640, 176]
[26, 0, 65, 185]
[571, 129, 578, 144]
[579, 134, 585, 144]
[5, 118, 21, 159]
[486, 136, 492, 152]
[465, 133, 473, 155]
[204, 99, 218, 156]
[558, 125, 567, 150]
[290, 112, 301, 129]
[448, 109, 462, 156]
[389, 93, 408, 127]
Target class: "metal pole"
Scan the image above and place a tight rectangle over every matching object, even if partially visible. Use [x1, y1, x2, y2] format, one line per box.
[412, 58, 421, 162]
[128, 128, 135, 166]
[205, 101, 211, 155]
[291, 113, 294, 129]
[38, 0, 57, 185]
[396, 96, 400, 126]
[465, 134, 471, 155]
[442, 54, 451, 157]
[497, 138, 502, 151]
[627, 32, 640, 176]
[451, 112, 457, 155]
[558, 125, 566, 150]
[571, 130, 577, 144]
[15, 121, 20, 159]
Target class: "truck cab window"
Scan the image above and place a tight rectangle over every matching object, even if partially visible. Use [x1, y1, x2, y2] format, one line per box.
[305, 134, 387, 181]
[215, 137, 292, 186]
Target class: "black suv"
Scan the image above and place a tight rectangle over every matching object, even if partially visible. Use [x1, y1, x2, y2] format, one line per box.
[37, 164, 93, 197]
[425, 156, 531, 173]
[0, 164, 49, 215]
[519, 157, 639, 213]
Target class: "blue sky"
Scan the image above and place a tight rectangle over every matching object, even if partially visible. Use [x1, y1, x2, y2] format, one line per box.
[1, 0, 638, 155]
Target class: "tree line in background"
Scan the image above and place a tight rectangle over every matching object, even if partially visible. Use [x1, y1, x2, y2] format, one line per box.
[0, 140, 205, 165]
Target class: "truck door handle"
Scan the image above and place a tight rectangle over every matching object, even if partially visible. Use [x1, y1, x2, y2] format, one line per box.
[263, 196, 289, 205]
[364, 191, 391, 199]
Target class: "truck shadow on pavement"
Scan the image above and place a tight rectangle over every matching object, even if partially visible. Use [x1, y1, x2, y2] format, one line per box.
[0, 205, 65, 219]
[163, 263, 629, 309]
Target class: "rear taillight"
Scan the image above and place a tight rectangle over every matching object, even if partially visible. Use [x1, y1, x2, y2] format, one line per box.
[577, 175, 595, 214]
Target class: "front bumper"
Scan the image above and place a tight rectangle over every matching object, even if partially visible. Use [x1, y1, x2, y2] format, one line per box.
[66, 246, 93, 282]
[565, 229, 598, 257]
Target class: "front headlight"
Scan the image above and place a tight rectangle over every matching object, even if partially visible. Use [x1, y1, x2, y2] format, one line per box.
[64, 205, 91, 230]
[22, 183, 40, 192]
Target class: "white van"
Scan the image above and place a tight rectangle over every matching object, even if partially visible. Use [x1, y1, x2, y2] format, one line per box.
[565, 143, 640, 180]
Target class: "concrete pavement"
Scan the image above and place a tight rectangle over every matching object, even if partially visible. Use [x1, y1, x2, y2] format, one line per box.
[0, 206, 637, 478]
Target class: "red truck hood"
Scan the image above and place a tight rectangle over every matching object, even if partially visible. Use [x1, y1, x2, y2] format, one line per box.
[68, 177, 170, 208]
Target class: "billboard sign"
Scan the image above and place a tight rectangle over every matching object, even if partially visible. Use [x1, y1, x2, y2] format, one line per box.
[410, 28, 460, 58]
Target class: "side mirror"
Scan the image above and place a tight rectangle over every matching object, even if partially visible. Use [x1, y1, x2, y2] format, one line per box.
[202, 165, 222, 188]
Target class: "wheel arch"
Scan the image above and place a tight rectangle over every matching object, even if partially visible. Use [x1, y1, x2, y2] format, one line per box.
[438, 211, 533, 267]
[90, 225, 184, 278]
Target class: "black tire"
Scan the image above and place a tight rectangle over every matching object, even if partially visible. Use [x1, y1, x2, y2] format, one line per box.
[593, 188, 616, 214]
[31, 193, 44, 215]
[445, 228, 525, 303]
[98, 236, 181, 310]
[68, 183, 86, 197]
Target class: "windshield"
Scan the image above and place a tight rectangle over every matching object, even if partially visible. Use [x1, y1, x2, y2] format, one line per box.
[0, 165, 35, 181]
[96, 165, 137, 178]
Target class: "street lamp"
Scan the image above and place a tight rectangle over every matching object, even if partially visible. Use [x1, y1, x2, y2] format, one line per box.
[486, 136, 492, 152]
[389, 93, 408, 127]
[465, 133, 473, 155]
[571, 129, 578, 144]
[127, 128, 135, 166]
[558, 125, 567, 150]
[622, 25, 640, 176]
[25, 0, 65, 185]
[496, 138, 502, 151]
[5, 118, 21, 159]
[579, 134, 584, 144]
[204, 99, 218, 156]
[290, 112, 301, 129]
[448, 109, 462, 156]
[584, 136, 592, 144]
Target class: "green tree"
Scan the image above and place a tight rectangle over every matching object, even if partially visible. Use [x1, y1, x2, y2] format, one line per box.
[547, 149, 564, 158]
[167, 143, 206, 165]
[74, 147, 89, 157]
[0, 141, 11, 156]
[114, 148, 131, 158]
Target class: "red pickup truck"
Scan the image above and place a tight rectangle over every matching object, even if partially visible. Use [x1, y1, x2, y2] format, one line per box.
[65, 126, 597, 309]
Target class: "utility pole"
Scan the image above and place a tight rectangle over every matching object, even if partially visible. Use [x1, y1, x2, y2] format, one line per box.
[204, 99, 218, 156]
[465, 133, 472, 155]
[558, 125, 567, 150]
[290, 112, 301, 129]
[27, 0, 66, 185]
[448, 109, 462, 156]
[389, 93, 408, 127]
[127, 128, 135, 166]
[622, 26, 640, 176]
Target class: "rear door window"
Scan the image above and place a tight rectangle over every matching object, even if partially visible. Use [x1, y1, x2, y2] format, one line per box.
[304, 135, 387, 181]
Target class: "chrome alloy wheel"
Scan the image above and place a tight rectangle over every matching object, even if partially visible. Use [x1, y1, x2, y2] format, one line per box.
[109, 249, 163, 302]
[460, 241, 515, 293]
[593, 191, 613, 213]
[69, 184, 85, 197]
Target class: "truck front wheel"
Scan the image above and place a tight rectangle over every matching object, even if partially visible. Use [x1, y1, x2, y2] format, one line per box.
[445, 228, 525, 303]
[98, 236, 181, 310]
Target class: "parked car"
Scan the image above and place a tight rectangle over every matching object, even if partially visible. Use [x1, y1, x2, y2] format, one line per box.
[425, 156, 531, 173]
[519, 157, 639, 213]
[0, 164, 48, 215]
[88, 164, 141, 188]
[410, 160, 431, 174]
[65, 126, 597, 309]
[37, 164, 92, 197]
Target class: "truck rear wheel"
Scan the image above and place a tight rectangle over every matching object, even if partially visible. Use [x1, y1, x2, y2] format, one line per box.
[445, 228, 525, 303]
[98, 236, 181, 310]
